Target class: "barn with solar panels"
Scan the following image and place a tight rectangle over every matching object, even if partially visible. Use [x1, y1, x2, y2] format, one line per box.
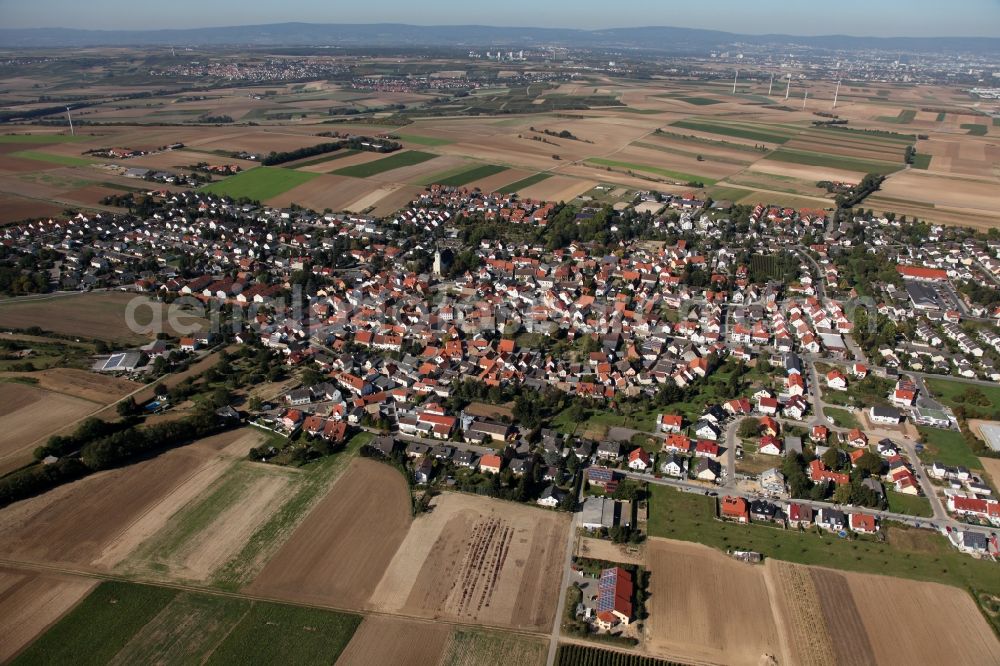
[98, 351, 142, 372]
[596, 566, 634, 626]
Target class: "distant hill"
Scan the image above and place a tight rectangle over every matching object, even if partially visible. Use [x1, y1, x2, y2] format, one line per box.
[0, 22, 997, 55]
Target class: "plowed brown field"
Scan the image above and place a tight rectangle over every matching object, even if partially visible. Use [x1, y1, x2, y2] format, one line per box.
[245, 457, 412, 609]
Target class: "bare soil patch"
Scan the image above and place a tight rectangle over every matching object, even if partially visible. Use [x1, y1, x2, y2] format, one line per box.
[643, 538, 782, 666]
[246, 457, 412, 609]
[369, 492, 568, 631]
[0, 445, 216, 568]
[518, 175, 594, 202]
[0, 566, 97, 662]
[576, 536, 644, 565]
[806, 560, 1000, 665]
[0, 291, 208, 344]
[335, 616, 451, 666]
[265, 173, 377, 212]
[12, 367, 140, 404]
[0, 194, 63, 224]
[0, 382, 98, 465]
[344, 183, 407, 213]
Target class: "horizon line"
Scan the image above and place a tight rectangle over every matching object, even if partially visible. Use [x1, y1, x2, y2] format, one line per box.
[2, 21, 997, 41]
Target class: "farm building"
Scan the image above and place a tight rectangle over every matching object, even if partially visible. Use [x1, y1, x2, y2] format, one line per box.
[596, 567, 634, 626]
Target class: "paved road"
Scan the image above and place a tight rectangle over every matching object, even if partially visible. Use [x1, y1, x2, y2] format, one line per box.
[546, 475, 584, 666]
[898, 437, 949, 520]
[621, 469, 997, 539]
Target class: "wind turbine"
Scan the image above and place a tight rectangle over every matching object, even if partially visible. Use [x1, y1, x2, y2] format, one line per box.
[732, 69, 739, 95]
[833, 80, 842, 108]
[768, 72, 774, 96]
[784, 77, 791, 101]
[802, 90, 809, 110]
[65, 107, 74, 136]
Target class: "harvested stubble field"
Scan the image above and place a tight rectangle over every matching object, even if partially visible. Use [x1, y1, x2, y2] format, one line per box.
[112, 435, 294, 584]
[519, 175, 595, 202]
[369, 491, 569, 631]
[0, 382, 99, 469]
[0, 566, 97, 662]
[0, 291, 208, 344]
[246, 456, 412, 608]
[8, 367, 140, 404]
[264, 173, 377, 211]
[810, 567, 1000, 666]
[334, 616, 452, 666]
[643, 538, 782, 666]
[764, 561, 836, 666]
[439, 628, 547, 666]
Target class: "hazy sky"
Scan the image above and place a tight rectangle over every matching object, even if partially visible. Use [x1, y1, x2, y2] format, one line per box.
[1, 0, 998, 36]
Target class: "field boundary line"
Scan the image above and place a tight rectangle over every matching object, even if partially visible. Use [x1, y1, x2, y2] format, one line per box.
[0, 556, 553, 641]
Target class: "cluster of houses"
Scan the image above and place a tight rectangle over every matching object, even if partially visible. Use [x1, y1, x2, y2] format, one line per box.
[720, 495, 881, 534]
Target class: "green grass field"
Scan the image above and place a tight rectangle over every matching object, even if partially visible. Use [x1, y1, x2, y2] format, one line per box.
[961, 124, 988, 136]
[810, 126, 915, 143]
[706, 185, 752, 202]
[936, 112, 947, 121]
[824, 407, 860, 429]
[200, 167, 319, 200]
[670, 119, 792, 144]
[332, 150, 436, 177]
[925, 377, 1000, 420]
[434, 164, 507, 187]
[13, 581, 361, 666]
[647, 485, 1000, 596]
[764, 148, 902, 174]
[396, 133, 453, 146]
[205, 601, 361, 665]
[0, 133, 86, 143]
[499, 172, 551, 194]
[290, 149, 359, 168]
[11, 150, 95, 167]
[11, 582, 177, 666]
[886, 489, 934, 517]
[587, 157, 716, 185]
[676, 96, 722, 106]
[911, 153, 932, 169]
[877, 109, 917, 124]
[916, 426, 982, 470]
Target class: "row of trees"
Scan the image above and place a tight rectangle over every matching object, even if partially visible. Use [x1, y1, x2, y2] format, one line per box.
[261, 136, 402, 166]
[1, 406, 227, 508]
[835, 173, 886, 209]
